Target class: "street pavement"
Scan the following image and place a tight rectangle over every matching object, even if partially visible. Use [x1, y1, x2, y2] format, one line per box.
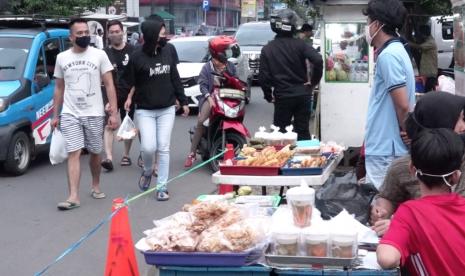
[0, 87, 274, 276]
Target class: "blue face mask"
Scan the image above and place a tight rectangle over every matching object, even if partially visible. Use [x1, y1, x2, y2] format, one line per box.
[415, 169, 455, 187]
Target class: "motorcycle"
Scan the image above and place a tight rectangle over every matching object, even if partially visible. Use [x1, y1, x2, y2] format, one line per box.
[189, 71, 249, 171]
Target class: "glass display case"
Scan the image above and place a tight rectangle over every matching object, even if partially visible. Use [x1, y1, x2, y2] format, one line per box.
[324, 22, 369, 82]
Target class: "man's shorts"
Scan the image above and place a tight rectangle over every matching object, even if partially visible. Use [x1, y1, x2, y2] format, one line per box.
[60, 114, 105, 154]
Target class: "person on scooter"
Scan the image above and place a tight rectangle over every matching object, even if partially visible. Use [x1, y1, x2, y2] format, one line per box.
[184, 36, 239, 167]
[259, 9, 323, 140]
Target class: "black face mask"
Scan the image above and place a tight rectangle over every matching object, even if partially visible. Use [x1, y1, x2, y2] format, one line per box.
[459, 133, 465, 146]
[75, 36, 91, 48]
[158, 37, 168, 48]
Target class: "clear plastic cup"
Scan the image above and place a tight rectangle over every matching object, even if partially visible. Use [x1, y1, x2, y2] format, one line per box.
[286, 181, 315, 227]
[330, 233, 357, 258]
[304, 232, 329, 257]
[273, 232, 299, 256]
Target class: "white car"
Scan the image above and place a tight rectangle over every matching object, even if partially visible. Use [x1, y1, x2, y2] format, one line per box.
[169, 36, 251, 108]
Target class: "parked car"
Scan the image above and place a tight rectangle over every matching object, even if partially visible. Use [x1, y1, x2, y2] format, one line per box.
[0, 16, 70, 175]
[234, 21, 275, 82]
[430, 16, 454, 70]
[169, 36, 252, 107]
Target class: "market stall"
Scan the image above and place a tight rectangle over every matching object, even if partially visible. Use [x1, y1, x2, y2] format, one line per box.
[316, 0, 372, 157]
[135, 191, 398, 275]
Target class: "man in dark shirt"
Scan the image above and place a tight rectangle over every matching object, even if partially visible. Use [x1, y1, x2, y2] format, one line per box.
[101, 20, 135, 171]
[259, 9, 323, 140]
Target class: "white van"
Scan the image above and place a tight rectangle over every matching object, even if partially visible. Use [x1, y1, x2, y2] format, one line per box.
[430, 16, 454, 69]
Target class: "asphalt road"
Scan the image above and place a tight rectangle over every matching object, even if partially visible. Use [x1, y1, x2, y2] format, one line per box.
[0, 87, 275, 276]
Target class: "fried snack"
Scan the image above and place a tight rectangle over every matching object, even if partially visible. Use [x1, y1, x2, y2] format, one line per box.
[223, 223, 257, 252]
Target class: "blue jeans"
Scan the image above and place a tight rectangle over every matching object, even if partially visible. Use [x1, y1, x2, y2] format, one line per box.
[365, 155, 398, 190]
[135, 106, 175, 191]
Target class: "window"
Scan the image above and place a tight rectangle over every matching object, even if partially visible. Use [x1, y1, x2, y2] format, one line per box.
[0, 37, 32, 81]
[44, 38, 60, 78]
[62, 37, 72, 50]
[324, 22, 369, 83]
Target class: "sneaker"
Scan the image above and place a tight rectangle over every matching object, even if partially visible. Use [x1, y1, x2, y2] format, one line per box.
[184, 153, 196, 168]
[138, 173, 152, 191]
[156, 190, 170, 201]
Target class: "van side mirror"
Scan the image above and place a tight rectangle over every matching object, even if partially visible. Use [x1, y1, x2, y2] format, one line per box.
[34, 73, 50, 92]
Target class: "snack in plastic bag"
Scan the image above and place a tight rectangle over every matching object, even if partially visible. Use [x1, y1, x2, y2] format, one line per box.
[116, 113, 137, 140]
[49, 129, 68, 165]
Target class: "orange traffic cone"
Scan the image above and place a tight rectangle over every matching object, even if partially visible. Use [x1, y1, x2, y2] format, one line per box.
[218, 143, 235, 194]
[104, 198, 139, 276]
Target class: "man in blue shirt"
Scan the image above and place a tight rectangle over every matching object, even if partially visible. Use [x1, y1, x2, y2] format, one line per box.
[363, 0, 415, 189]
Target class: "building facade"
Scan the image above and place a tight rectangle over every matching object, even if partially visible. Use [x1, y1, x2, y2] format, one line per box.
[139, 0, 241, 34]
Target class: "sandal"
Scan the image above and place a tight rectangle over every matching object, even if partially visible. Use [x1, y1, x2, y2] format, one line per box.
[91, 190, 106, 199]
[120, 157, 132, 166]
[137, 154, 143, 168]
[101, 159, 114, 171]
[138, 173, 152, 191]
[57, 201, 80, 211]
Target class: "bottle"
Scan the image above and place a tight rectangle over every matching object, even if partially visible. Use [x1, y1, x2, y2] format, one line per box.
[349, 61, 356, 82]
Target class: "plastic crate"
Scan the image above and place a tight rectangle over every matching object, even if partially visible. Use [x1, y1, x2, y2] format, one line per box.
[158, 265, 271, 276]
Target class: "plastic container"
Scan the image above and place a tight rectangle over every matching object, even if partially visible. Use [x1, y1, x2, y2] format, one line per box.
[286, 181, 315, 227]
[295, 139, 321, 155]
[266, 125, 284, 146]
[283, 125, 298, 146]
[273, 231, 300, 256]
[330, 233, 357, 258]
[303, 227, 330, 257]
[254, 126, 268, 144]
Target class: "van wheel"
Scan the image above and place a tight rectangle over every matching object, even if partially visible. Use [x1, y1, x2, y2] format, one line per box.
[4, 131, 31, 176]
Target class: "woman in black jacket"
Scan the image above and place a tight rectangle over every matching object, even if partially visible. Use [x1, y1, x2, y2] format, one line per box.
[125, 20, 189, 201]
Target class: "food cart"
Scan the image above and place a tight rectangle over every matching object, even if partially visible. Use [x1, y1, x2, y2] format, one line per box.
[452, 0, 465, 96]
[316, 0, 372, 157]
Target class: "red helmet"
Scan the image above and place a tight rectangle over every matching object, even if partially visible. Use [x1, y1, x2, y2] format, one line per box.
[208, 35, 240, 63]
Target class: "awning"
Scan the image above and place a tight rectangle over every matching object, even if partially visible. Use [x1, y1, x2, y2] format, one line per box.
[153, 10, 175, 20]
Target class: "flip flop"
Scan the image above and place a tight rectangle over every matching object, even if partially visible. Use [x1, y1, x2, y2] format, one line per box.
[57, 201, 80, 211]
[120, 157, 132, 166]
[138, 173, 152, 191]
[101, 159, 114, 171]
[91, 190, 106, 199]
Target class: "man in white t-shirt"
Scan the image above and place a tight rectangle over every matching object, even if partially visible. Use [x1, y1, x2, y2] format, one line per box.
[51, 18, 119, 211]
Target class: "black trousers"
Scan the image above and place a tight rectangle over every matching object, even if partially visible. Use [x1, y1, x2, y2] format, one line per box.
[273, 95, 312, 140]
[424, 76, 437, 92]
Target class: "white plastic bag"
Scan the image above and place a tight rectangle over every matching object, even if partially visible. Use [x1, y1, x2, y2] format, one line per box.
[49, 129, 68, 165]
[116, 113, 137, 140]
[437, 75, 455, 94]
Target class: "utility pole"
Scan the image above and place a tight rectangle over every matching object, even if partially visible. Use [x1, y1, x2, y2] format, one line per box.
[151, 0, 155, 14]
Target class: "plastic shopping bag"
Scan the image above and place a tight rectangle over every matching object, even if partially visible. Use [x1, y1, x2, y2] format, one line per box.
[315, 171, 378, 224]
[116, 113, 137, 140]
[49, 129, 68, 165]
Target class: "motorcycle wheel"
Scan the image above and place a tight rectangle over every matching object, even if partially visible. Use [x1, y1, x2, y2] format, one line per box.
[209, 132, 247, 172]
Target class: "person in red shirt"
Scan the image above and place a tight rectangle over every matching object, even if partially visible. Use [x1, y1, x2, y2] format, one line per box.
[377, 128, 465, 274]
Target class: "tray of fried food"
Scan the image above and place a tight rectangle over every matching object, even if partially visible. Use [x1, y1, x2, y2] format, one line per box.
[220, 145, 295, 176]
[281, 155, 330, 176]
[237, 145, 294, 167]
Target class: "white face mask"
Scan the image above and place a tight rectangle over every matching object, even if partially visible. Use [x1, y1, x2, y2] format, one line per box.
[415, 169, 456, 187]
[365, 21, 384, 46]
